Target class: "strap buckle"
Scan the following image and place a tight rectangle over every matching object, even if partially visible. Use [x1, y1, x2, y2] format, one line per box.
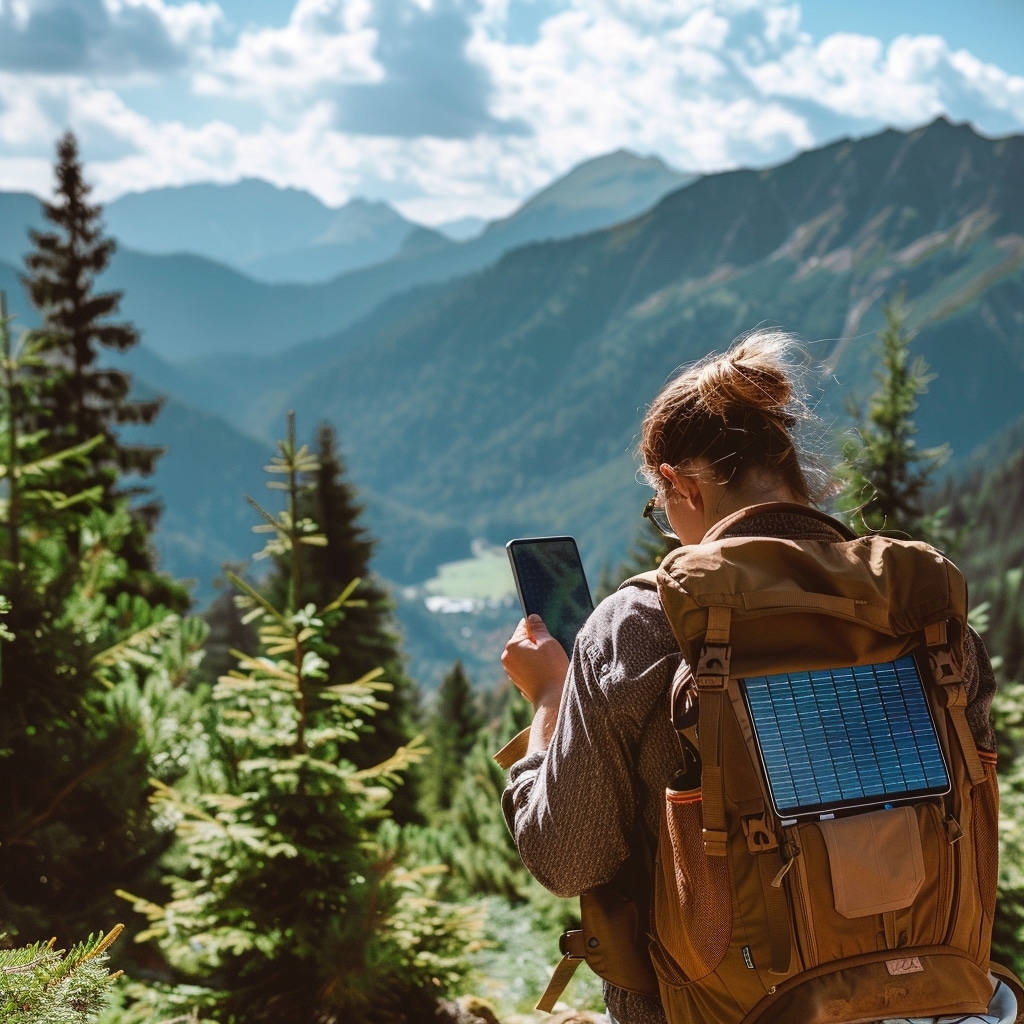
[697, 643, 731, 689]
[558, 930, 586, 959]
[928, 644, 960, 685]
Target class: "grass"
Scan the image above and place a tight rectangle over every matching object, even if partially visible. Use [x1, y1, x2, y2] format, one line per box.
[423, 546, 517, 602]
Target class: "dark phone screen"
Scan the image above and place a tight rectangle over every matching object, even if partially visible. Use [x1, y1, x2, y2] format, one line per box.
[507, 536, 594, 655]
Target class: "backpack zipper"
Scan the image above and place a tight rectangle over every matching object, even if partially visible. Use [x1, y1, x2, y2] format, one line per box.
[777, 832, 817, 968]
[941, 811, 964, 945]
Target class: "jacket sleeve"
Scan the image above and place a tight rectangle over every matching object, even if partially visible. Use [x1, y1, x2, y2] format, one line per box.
[965, 626, 998, 752]
[501, 589, 681, 897]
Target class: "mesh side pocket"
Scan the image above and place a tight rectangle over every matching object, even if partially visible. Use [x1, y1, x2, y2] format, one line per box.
[651, 787, 732, 982]
[973, 750, 1000, 922]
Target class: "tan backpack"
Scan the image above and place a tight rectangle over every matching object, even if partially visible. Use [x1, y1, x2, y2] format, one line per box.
[650, 502, 1022, 1024]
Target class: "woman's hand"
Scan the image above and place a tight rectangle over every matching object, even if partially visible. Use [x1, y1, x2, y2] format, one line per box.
[502, 614, 570, 711]
[502, 615, 570, 754]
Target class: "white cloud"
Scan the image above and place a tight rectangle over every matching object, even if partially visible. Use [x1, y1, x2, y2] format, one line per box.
[743, 30, 1024, 128]
[0, 0, 223, 76]
[195, 0, 382, 106]
[947, 47, 1024, 119]
[111, 0, 224, 48]
[1, 0, 1023, 224]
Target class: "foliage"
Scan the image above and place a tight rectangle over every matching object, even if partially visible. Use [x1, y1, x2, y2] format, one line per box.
[119, 415, 477, 1023]
[466, 897, 604, 1019]
[939, 441, 1024, 969]
[989, 669, 1024, 971]
[3, 222, 204, 961]
[841, 306, 1024, 970]
[18, 132, 183, 608]
[0, 372, 205, 950]
[595, 520, 676, 601]
[944, 438, 1024, 682]
[0, 925, 124, 1024]
[22, 132, 160, 476]
[409, 683, 594, 1020]
[836, 294, 952, 546]
[264, 422, 421, 821]
[421, 662, 484, 816]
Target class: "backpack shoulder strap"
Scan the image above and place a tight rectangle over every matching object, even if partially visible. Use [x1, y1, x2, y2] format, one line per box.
[619, 568, 660, 591]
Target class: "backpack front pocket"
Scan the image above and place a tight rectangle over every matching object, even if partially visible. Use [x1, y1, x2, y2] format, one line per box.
[819, 806, 925, 918]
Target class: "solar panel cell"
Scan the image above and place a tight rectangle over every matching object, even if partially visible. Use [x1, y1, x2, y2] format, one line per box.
[742, 655, 950, 820]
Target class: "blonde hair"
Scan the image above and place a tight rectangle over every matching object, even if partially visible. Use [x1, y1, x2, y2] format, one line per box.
[639, 329, 834, 502]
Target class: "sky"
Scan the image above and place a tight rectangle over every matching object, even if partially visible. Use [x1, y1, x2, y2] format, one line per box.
[1, 0, 1023, 227]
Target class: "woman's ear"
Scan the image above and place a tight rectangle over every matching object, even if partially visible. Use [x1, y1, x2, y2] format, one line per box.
[659, 464, 703, 511]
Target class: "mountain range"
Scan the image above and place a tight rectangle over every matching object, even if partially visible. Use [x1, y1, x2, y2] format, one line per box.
[2, 118, 1023, 688]
[1, 149, 691, 361]
[103, 182, 423, 284]
[134, 116, 1022, 582]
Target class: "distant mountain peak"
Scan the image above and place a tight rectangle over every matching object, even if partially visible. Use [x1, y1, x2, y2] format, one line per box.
[102, 179, 419, 284]
[517, 149, 691, 215]
[474, 147, 695, 250]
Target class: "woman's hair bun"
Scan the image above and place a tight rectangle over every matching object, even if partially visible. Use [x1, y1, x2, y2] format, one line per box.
[639, 326, 837, 504]
[695, 333, 794, 419]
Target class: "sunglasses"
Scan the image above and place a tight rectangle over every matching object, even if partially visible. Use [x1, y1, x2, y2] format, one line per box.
[643, 496, 678, 540]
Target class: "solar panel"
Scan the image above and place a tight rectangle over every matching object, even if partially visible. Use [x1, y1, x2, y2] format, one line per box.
[741, 655, 950, 822]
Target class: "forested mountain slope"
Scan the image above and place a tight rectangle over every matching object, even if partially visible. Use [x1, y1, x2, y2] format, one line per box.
[945, 416, 1024, 684]
[6, 118, 1021, 604]
[0, 150, 691, 362]
[176, 117, 1022, 586]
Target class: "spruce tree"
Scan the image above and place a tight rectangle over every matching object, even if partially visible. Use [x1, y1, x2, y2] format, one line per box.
[0, 924, 125, 1023]
[594, 521, 675, 601]
[836, 299, 1024, 970]
[21, 131, 172, 596]
[836, 295, 951, 545]
[267, 421, 421, 820]
[443, 700, 532, 902]
[1, 291, 205, 962]
[119, 415, 474, 1023]
[422, 661, 484, 816]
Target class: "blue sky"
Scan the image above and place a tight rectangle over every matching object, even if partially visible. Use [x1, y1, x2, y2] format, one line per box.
[1, 0, 1022, 226]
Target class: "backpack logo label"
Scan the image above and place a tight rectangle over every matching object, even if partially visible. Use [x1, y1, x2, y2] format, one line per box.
[742, 946, 755, 970]
[886, 957, 924, 976]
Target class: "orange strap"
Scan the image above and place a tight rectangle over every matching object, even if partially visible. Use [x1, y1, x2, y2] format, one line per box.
[697, 606, 732, 856]
[925, 621, 986, 787]
[535, 932, 585, 1013]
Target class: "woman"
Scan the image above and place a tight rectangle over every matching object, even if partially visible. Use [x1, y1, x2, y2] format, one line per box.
[500, 330, 1003, 1024]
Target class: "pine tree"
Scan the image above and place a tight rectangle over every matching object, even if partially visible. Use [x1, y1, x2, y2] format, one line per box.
[836, 294, 951, 546]
[0, 924, 125, 1023]
[413, 684, 533, 903]
[443, 721, 531, 902]
[119, 415, 475, 1023]
[20, 132, 173, 597]
[595, 521, 675, 602]
[421, 661, 484, 816]
[837, 300, 1024, 971]
[1, 292, 206, 961]
[266, 421, 421, 820]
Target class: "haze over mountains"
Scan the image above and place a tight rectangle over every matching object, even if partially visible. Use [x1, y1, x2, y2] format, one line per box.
[109, 184, 425, 284]
[0, 147, 695, 584]
[2, 119, 1023, 691]
[1, 149, 692, 361]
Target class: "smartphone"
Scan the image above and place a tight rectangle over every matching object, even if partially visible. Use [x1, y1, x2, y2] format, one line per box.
[506, 536, 595, 655]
